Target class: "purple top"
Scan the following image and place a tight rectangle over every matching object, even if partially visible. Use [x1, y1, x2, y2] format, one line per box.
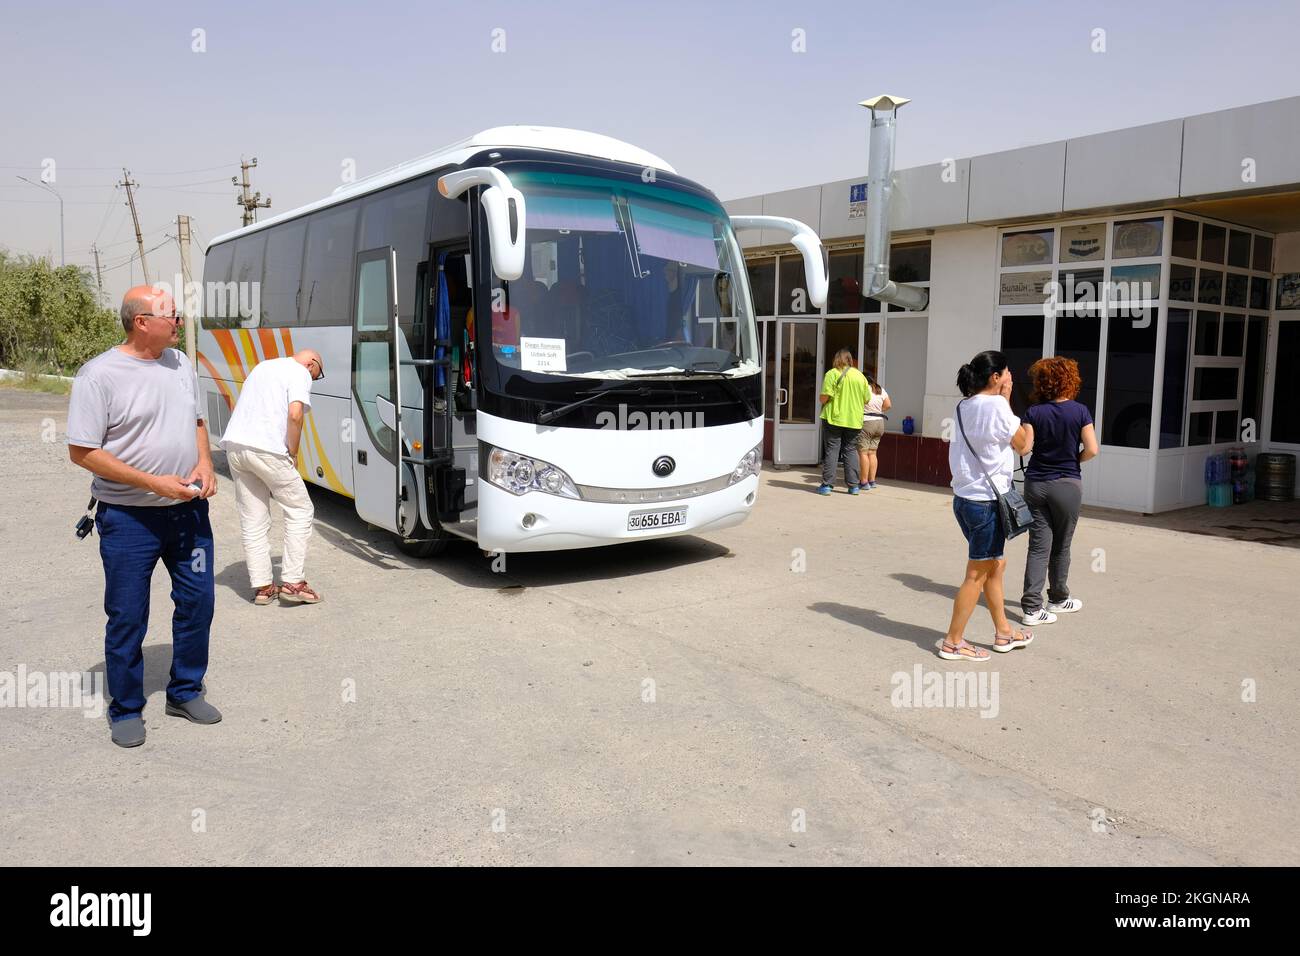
[1024, 399, 1093, 482]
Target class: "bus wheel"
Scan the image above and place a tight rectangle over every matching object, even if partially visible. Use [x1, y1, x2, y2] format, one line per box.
[395, 527, 450, 558]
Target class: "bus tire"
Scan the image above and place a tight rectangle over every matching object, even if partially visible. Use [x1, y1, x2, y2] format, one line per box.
[395, 527, 451, 558]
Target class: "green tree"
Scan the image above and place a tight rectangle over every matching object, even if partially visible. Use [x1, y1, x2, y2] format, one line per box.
[0, 250, 122, 373]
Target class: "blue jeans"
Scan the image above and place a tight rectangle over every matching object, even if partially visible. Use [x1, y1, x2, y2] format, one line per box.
[952, 495, 1004, 561]
[95, 499, 215, 722]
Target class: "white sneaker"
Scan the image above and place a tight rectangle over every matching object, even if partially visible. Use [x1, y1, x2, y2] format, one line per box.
[1046, 597, 1083, 613]
[1022, 608, 1057, 625]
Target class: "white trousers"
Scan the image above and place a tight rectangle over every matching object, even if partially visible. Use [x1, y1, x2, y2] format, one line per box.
[226, 445, 315, 587]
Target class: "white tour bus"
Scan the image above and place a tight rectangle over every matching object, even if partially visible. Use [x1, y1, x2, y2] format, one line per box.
[198, 127, 828, 555]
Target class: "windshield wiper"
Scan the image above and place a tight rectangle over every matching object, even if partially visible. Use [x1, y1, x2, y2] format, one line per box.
[629, 361, 759, 416]
[677, 363, 759, 420]
[536, 383, 676, 425]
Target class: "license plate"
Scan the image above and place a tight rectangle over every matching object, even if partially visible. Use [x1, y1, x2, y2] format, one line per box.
[627, 507, 688, 531]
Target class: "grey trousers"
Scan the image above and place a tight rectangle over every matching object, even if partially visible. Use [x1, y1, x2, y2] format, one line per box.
[821, 425, 861, 487]
[1021, 477, 1082, 613]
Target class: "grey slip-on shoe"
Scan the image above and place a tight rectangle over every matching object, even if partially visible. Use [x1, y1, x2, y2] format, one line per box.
[110, 716, 146, 748]
[165, 695, 223, 725]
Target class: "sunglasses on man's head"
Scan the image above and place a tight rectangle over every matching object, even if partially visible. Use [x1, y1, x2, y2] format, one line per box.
[138, 313, 181, 324]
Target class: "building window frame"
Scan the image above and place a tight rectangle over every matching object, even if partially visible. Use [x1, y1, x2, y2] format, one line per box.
[994, 210, 1273, 454]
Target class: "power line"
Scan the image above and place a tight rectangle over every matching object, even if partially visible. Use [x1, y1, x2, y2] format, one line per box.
[140, 186, 233, 196]
[0, 197, 119, 204]
[0, 177, 233, 190]
[144, 177, 232, 188]
[90, 184, 122, 246]
[0, 162, 241, 175]
[98, 237, 172, 273]
[69, 225, 169, 256]
[0, 182, 128, 189]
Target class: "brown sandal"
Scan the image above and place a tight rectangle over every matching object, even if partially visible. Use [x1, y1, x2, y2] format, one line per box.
[253, 584, 278, 606]
[279, 581, 322, 604]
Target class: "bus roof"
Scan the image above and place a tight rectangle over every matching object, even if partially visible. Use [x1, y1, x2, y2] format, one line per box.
[207, 126, 677, 249]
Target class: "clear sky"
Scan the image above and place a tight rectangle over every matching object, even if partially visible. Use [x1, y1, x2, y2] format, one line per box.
[3, 0, 1298, 308]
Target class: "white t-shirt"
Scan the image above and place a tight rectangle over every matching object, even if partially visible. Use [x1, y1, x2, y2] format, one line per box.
[949, 393, 1020, 501]
[219, 357, 313, 456]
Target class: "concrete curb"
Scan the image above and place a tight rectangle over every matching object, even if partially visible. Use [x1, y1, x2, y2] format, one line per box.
[0, 367, 75, 384]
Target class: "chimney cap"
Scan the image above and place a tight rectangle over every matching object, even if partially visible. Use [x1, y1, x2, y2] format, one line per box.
[859, 94, 910, 111]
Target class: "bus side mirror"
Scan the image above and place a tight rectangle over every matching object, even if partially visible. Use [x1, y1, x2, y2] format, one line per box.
[438, 167, 526, 282]
[730, 215, 828, 309]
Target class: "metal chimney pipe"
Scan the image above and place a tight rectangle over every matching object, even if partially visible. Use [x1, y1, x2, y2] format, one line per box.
[860, 95, 929, 312]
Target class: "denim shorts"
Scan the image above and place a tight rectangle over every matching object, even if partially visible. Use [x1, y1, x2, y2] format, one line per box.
[952, 495, 1004, 561]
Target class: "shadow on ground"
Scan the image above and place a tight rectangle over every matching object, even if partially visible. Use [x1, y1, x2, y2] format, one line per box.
[82, 643, 195, 724]
[890, 572, 1020, 615]
[214, 451, 735, 591]
[808, 600, 943, 653]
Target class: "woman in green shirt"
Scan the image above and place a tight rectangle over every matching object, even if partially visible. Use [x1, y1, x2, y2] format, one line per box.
[817, 349, 871, 495]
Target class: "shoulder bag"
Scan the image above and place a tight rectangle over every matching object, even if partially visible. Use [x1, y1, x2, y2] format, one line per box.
[956, 399, 1033, 539]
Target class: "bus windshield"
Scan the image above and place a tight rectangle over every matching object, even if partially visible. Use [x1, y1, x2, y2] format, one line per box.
[484, 169, 758, 380]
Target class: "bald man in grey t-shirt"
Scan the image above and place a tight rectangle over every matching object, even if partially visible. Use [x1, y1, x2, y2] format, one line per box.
[67, 285, 224, 748]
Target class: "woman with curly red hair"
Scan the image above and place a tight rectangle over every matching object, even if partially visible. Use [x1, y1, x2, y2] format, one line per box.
[1020, 356, 1099, 626]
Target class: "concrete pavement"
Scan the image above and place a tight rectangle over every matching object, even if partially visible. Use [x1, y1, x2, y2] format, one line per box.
[1, 386, 1293, 865]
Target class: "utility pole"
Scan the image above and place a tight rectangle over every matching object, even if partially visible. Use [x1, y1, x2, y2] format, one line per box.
[91, 243, 104, 299]
[118, 169, 150, 285]
[233, 156, 271, 226]
[176, 215, 196, 361]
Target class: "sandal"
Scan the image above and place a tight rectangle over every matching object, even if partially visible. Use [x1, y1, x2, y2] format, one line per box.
[279, 581, 322, 604]
[993, 628, 1034, 652]
[937, 639, 991, 662]
[253, 583, 278, 606]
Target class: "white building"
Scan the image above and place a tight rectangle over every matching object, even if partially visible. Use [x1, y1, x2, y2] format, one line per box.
[726, 95, 1300, 513]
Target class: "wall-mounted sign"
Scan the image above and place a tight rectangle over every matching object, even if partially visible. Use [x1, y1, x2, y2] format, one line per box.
[849, 182, 868, 220]
[1112, 218, 1163, 259]
[1060, 223, 1106, 262]
[999, 270, 1053, 305]
[1001, 230, 1053, 267]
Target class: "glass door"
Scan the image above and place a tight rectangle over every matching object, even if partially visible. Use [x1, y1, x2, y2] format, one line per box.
[1267, 315, 1300, 449]
[351, 246, 418, 535]
[860, 318, 883, 386]
[773, 317, 823, 465]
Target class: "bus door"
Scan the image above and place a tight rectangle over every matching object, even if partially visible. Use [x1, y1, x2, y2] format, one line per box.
[350, 245, 419, 535]
[427, 246, 477, 524]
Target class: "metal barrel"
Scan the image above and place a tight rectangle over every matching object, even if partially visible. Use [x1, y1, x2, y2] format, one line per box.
[1255, 453, 1297, 502]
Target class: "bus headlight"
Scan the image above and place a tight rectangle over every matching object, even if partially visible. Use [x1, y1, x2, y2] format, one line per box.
[485, 445, 580, 499]
[729, 443, 763, 485]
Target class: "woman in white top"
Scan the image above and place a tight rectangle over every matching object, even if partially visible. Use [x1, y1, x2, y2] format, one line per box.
[939, 350, 1034, 662]
[857, 376, 890, 490]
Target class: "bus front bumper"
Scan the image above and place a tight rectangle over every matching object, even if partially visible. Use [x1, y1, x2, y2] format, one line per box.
[475, 475, 760, 553]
